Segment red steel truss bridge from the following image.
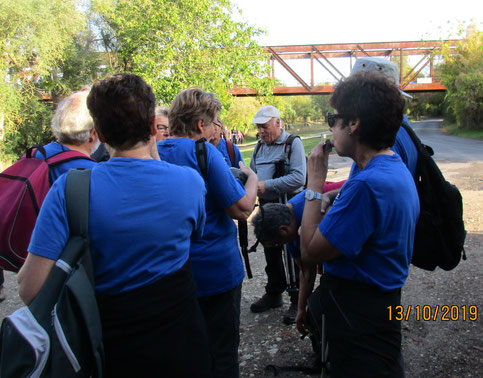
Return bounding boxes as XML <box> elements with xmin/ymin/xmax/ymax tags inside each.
<box><xmin>231</xmin><ymin>40</ymin><xmax>459</xmax><ymax>96</ymax></box>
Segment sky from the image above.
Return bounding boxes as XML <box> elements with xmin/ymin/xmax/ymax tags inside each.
<box><xmin>230</xmin><ymin>0</ymin><xmax>482</xmax><ymax>85</ymax></box>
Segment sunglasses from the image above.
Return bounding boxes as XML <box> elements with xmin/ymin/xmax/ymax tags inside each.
<box><xmin>326</xmin><ymin>113</ymin><xmax>343</xmax><ymax>127</ymax></box>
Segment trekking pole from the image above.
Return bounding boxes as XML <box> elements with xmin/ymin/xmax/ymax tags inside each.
<box><xmin>238</xmin><ymin>220</ymin><xmax>252</xmax><ymax>279</ymax></box>
<box><xmin>279</xmin><ymin>193</ymin><xmax>298</xmax><ymax>297</ymax></box>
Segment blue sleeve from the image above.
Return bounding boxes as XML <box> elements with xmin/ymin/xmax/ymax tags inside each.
<box><xmin>28</xmin><ymin>174</ymin><xmax>70</xmax><ymax>260</ymax></box>
<box><xmin>319</xmin><ymin>179</ymin><xmax>377</xmax><ymax>259</ymax></box>
<box><xmin>288</xmin><ymin>190</ymin><xmax>306</xmax><ymax>226</ymax></box>
<box><xmin>206</xmin><ymin>144</ymin><xmax>245</xmax><ymax>208</ymax></box>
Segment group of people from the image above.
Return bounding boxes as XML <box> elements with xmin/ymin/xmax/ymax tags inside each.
<box><xmin>15</xmin><ymin>57</ymin><xmax>420</xmax><ymax>377</ymax></box>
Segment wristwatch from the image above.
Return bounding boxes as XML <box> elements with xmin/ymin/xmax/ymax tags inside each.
<box><xmin>305</xmin><ymin>189</ymin><xmax>322</xmax><ymax>201</ymax></box>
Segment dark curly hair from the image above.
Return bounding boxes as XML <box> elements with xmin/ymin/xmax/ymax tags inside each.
<box><xmin>330</xmin><ymin>71</ymin><xmax>405</xmax><ymax>150</ymax></box>
<box><xmin>87</xmin><ymin>74</ymin><xmax>156</xmax><ymax>150</ymax></box>
<box><xmin>251</xmin><ymin>203</ymin><xmax>292</xmax><ymax>245</ymax></box>
<box><xmin>169</xmin><ymin>87</ymin><xmax>222</xmax><ymax>137</ymax></box>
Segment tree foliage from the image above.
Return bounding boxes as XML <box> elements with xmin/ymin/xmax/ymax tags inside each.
<box><xmin>0</xmin><ymin>0</ymin><xmax>84</xmax><ymax>160</ymax></box>
<box><xmin>440</xmin><ymin>25</ymin><xmax>482</xmax><ymax>130</ymax></box>
<box><xmin>92</xmin><ymin>0</ymin><xmax>273</xmax><ymax>104</ymax></box>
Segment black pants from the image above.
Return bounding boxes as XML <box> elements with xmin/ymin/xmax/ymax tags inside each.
<box><xmin>97</xmin><ymin>261</ymin><xmax>213</xmax><ymax>378</ymax></box>
<box><xmin>198</xmin><ymin>284</ymin><xmax>242</xmax><ymax>378</ymax></box>
<box><xmin>260</xmin><ymin>198</ymin><xmax>299</xmax><ymax>304</ymax></box>
<box><xmin>319</xmin><ymin>274</ymin><xmax>404</xmax><ymax>378</ymax></box>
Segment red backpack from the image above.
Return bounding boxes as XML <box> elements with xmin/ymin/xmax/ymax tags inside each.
<box><xmin>0</xmin><ymin>146</ymin><xmax>93</xmax><ymax>272</ymax></box>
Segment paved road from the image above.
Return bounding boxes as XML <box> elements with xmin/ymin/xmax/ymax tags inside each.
<box><xmin>326</xmin><ymin>118</ymin><xmax>483</xmax><ymax>170</ymax></box>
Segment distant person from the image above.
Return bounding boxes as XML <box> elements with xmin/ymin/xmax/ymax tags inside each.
<box><xmin>300</xmin><ymin>71</ymin><xmax>419</xmax><ymax>377</ymax></box>
<box><xmin>157</xmin><ymin>87</ymin><xmax>258</xmax><ymax>378</ymax></box>
<box><xmin>154</xmin><ymin>106</ymin><xmax>170</xmax><ymax>141</ymax></box>
<box><xmin>249</xmin><ymin>105</ymin><xmax>306</xmax><ymax>325</ymax></box>
<box><xmin>18</xmin><ymin>74</ymin><xmax>213</xmax><ymax>377</ymax></box>
<box><xmin>209</xmin><ymin>117</ymin><xmax>244</xmax><ymax>168</ymax></box>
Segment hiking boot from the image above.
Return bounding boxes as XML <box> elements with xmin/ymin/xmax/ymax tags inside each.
<box><xmin>0</xmin><ymin>285</ymin><xmax>5</xmax><ymax>303</ymax></box>
<box><xmin>250</xmin><ymin>294</ymin><xmax>283</xmax><ymax>313</ymax></box>
<box><xmin>282</xmin><ymin>303</ymin><xmax>297</xmax><ymax>325</ymax></box>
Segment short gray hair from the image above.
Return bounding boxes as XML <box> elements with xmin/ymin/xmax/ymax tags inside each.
<box><xmin>51</xmin><ymin>89</ymin><xmax>94</xmax><ymax>145</ymax></box>
<box><xmin>155</xmin><ymin>106</ymin><xmax>169</xmax><ymax>118</ymax></box>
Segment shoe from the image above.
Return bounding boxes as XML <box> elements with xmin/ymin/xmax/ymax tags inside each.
<box><xmin>250</xmin><ymin>294</ymin><xmax>283</xmax><ymax>313</ymax></box>
<box><xmin>282</xmin><ymin>303</ymin><xmax>297</xmax><ymax>325</ymax></box>
<box><xmin>0</xmin><ymin>285</ymin><xmax>5</xmax><ymax>303</ymax></box>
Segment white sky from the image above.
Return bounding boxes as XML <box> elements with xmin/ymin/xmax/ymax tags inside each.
<box><xmin>231</xmin><ymin>0</ymin><xmax>482</xmax><ymax>85</ymax></box>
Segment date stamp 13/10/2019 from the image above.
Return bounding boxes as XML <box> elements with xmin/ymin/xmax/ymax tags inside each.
<box><xmin>387</xmin><ymin>305</ymin><xmax>478</xmax><ymax>321</ymax></box>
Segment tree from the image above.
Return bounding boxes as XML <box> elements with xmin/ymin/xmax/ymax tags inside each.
<box><xmin>92</xmin><ymin>0</ymin><xmax>272</xmax><ymax>105</ymax></box>
<box><xmin>440</xmin><ymin>25</ymin><xmax>482</xmax><ymax>130</ymax></box>
<box><xmin>0</xmin><ymin>0</ymin><xmax>85</xmax><ymax>160</ymax></box>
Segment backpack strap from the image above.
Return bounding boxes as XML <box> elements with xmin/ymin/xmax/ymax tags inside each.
<box><xmin>400</xmin><ymin>121</ymin><xmax>434</xmax><ymax>158</ymax></box>
<box><xmin>225</xmin><ymin>140</ymin><xmax>236</xmax><ymax>167</ymax></box>
<box><xmin>195</xmin><ymin>138</ymin><xmax>208</xmax><ymax>179</ymax></box>
<box><xmin>252</xmin><ymin>140</ymin><xmax>263</xmax><ymax>165</ymax></box>
<box><xmin>284</xmin><ymin>134</ymin><xmax>300</xmax><ymax>161</ymax></box>
<box><xmin>47</xmin><ymin>150</ymin><xmax>95</xmax><ymax>167</ymax></box>
<box><xmin>64</xmin><ymin>169</ymin><xmax>95</xmax><ymax>282</ymax></box>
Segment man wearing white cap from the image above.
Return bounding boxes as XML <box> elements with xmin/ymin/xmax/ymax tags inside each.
<box><xmin>349</xmin><ymin>57</ymin><xmax>418</xmax><ymax>178</ymax></box>
<box><xmin>249</xmin><ymin>105</ymin><xmax>306</xmax><ymax>320</ymax></box>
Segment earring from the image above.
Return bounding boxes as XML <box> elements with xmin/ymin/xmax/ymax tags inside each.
<box><xmin>349</xmin><ymin>131</ymin><xmax>353</xmax><ymax>136</ymax></box>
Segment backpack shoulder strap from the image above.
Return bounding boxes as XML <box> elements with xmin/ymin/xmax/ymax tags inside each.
<box><xmin>284</xmin><ymin>134</ymin><xmax>300</xmax><ymax>161</ymax></box>
<box><xmin>195</xmin><ymin>138</ymin><xmax>208</xmax><ymax>179</ymax></box>
<box><xmin>252</xmin><ymin>140</ymin><xmax>263</xmax><ymax>165</ymax></box>
<box><xmin>225</xmin><ymin>140</ymin><xmax>236</xmax><ymax>167</ymax></box>
<box><xmin>47</xmin><ymin>150</ymin><xmax>95</xmax><ymax>167</ymax></box>
<box><xmin>64</xmin><ymin>169</ymin><xmax>95</xmax><ymax>282</ymax></box>
<box><xmin>65</xmin><ymin>169</ymin><xmax>91</xmax><ymax>238</ymax></box>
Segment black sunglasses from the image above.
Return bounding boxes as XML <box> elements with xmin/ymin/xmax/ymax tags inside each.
<box><xmin>326</xmin><ymin>113</ymin><xmax>343</xmax><ymax>127</ymax></box>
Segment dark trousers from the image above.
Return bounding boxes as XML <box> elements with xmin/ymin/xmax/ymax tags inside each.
<box><xmin>198</xmin><ymin>284</ymin><xmax>242</xmax><ymax>378</ymax></box>
<box><xmin>97</xmin><ymin>261</ymin><xmax>213</xmax><ymax>378</ymax></box>
<box><xmin>259</xmin><ymin>198</ymin><xmax>299</xmax><ymax>304</ymax></box>
<box><xmin>0</xmin><ymin>270</ymin><xmax>4</xmax><ymax>286</ymax></box>
<box><xmin>319</xmin><ymin>274</ymin><xmax>404</xmax><ymax>378</ymax></box>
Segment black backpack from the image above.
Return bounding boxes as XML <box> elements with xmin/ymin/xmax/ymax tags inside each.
<box><xmin>401</xmin><ymin>122</ymin><xmax>467</xmax><ymax>271</ymax></box>
<box><xmin>0</xmin><ymin>169</ymin><xmax>104</xmax><ymax>377</ymax></box>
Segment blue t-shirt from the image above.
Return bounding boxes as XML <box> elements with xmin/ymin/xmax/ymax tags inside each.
<box><xmin>320</xmin><ymin>154</ymin><xmax>419</xmax><ymax>291</ymax></box>
<box><xmin>29</xmin><ymin>158</ymin><xmax>206</xmax><ymax>295</ymax></box>
<box><xmin>216</xmin><ymin>138</ymin><xmax>244</xmax><ymax>168</ymax></box>
<box><xmin>34</xmin><ymin>141</ymin><xmax>96</xmax><ymax>182</ymax></box>
<box><xmin>157</xmin><ymin>138</ymin><xmax>246</xmax><ymax>297</ymax></box>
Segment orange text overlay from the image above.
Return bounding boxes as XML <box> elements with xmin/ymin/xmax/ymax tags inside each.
<box><xmin>387</xmin><ymin>305</ymin><xmax>478</xmax><ymax>321</ymax></box>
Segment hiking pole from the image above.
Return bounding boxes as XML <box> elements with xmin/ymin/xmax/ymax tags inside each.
<box><xmin>279</xmin><ymin>193</ymin><xmax>298</xmax><ymax>297</ymax></box>
<box><xmin>238</xmin><ymin>219</ymin><xmax>252</xmax><ymax>279</ymax></box>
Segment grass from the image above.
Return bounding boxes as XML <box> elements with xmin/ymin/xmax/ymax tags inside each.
<box><xmin>442</xmin><ymin>122</ymin><xmax>483</xmax><ymax>140</ymax></box>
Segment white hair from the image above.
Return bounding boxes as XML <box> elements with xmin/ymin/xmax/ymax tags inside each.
<box><xmin>51</xmin><ymin>89</ymin><xmax>94</xmax><ymax>145</ymax></box>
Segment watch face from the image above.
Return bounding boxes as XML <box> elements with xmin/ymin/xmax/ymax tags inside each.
<box><xmin>305</xmin><ymin>190</ymin><xmax>315</xmax><ymax>200</ymax></box>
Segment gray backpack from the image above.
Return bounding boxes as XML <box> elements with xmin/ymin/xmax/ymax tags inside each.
<box><xmin>0</xmin><ymin>169</ymin><xmax>104</xmax><ymax>377</ymax></box>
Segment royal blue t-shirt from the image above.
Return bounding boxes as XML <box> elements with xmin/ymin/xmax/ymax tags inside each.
<box><xmin>34</xmin><ymin>141</ymin><xmax>96</xmax><ymax>182</ymax></box>
<box><xmin>28</xmin><ymin>158</ymin><xmax>206</xmax><ymax>295</ymax></box>
<box><xmin>158</xmin><ymin>138</ymin><xmax>246</xmax><ymax>297</ymax></box>
<box><xmin>320</xmin><ymin>154</ymin><xmax>419</xmax><ymax>291</ymax></box>
<box><xmin>216</xmin><ymin>138</ymin><xmax>244</xmax><ymax>168</ymax></box>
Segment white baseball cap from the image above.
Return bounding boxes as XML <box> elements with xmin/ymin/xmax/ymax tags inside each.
<box><xmin>251</xmin><ymin>105</ymin><xmax>281</xmax><ymax>124</ymax></box>
<box><xmin>350</xmin><ymin>57</ymin><xmax>413</xmax><ymax>98</ymax></box>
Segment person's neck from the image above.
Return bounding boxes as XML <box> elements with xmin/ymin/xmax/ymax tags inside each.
<box><xmin>354</xmin><ymin>146</ymin><xmax>393</xmax><ymax>170</ymax></box>
<box><xmin>111</xmin><ymin>142</ymin><xmax>153</xmax><ymax>159</ymax></box>
<box><xmin>62</xmin><ymin>142</ymin><xmax>92</xmax><ymax>156</ymax></box>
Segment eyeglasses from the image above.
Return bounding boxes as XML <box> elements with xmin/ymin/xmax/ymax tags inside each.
<box><xmin>213</xmin><ymin>121</ymin><xmax>222</xmax><ymax>128</ymax></box>
<box><xmin>156</xmin><ymin>125</ymin><xmax>168</xmax><ymax>132</ymax></box>
<box><xmin>326</xmin><ymin>113</ymin><xmax>343</xmax><ymax>127</ymax></box>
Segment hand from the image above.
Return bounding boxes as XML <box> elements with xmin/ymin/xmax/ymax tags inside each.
<box><xmin>307</xmin><ymin>140</ymin><xmax>332</xmax><ymax>189</ymax></box>
<box><xmin>238</xmin><ymin>161</ymin><xmax>256</xmax><ymax>178</ymax></box>
<box><xmin>295</xmin><ymin>308</ymin><xmax>309</xmax><ymax>337</ymax></box>
<box><xmin>321</xmin><ymin>195</ymin><xmax>331</xmax><ymax>214</ymax></box>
